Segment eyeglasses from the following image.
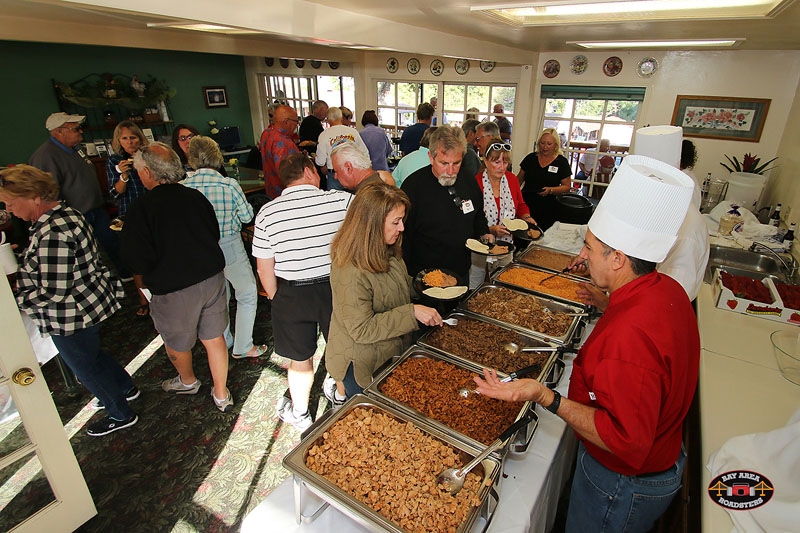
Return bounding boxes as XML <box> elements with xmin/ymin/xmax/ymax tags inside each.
<box><xmin>61</xmin><ymin>126</ymin><xmax>83</xmax><ymax>132</ymax></box>
<box><xmin>485</xmin><ymin>142</ymin><xmax>512</xmax><ymax>158</ymax></box>
<box><xmin>446</xmin><ymin>186</ymin><xmax>462</xmax><ymax>206</ymax></box>
<box><xmin>178</xmin><ymin>134</ymin><xmax>195</xmax><ymax>142</ymax></box>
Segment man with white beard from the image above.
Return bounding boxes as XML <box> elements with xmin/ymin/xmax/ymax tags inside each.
<box><xmin>401</xmin><ymin>126</ymin><xmax>492</xmax><ymax>285</ymax></box>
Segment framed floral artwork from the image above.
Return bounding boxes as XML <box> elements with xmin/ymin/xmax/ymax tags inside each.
<box><xmin>671</xmin><ymin>95</ymin><xmax>771</xmax><ymax>142</ymax></box>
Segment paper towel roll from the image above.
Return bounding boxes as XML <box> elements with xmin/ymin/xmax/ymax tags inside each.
<box><xmin>633</xmin><ymin>125</ymin><xmax>682</xmax><ymax>169</ymax></box>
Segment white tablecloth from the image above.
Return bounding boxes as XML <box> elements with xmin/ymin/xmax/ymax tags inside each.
<box><xmin>242</xmin><ymin>336</ymin><xmax>593</xmax><ymax>533</ymax></box>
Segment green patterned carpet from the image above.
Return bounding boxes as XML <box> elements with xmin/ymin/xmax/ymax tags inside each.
<box><xmin>1</xmin><ymin>285</ymin><xmax>330</xmax><ymax>532</ymax></box>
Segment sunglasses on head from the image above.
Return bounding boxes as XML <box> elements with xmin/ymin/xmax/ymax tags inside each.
<box><xmin>485</xmin><ymin>142</ymin><xmax>512</xmax><ymax>158</ymax></box>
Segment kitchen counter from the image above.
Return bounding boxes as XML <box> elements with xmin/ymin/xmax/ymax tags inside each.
<box><xmin>696</xmin><ymin>283</ymin><xmax>800</xmax><ymax>532</ymax></box>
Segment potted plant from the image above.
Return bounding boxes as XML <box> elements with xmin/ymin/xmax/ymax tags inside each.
<box><xmin>721</xmin><ymin>153</ymin><xmax>777</xmax><ymax>175</ymax></box>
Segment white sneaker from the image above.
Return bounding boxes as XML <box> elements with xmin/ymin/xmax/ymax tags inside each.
<box><xmin>276</xmin><ymin>396</ymin><xmax>313</xmax><ymax>432</ymax></box>
<box><xmin>323</xmin><ymin>375</ymin><xmax>337</xmax><ymax>403</ymax></box>
<box><xmin>161</xmin><ymin>376</ymin><xmax>201</xmax><ymax>395</ymax></box>
<box><xmin>212</xmin><ymin>388</ymin><xmax>235</xmax><ymax>413</ymax></box>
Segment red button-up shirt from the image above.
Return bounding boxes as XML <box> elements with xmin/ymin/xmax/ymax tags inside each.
<box><xmin>260</xmin><ymin>125</ymin><xmax>299</xmax><ymax>199</ymax></box>
<box><xmin>568</xmin><ymin>272</ymin><xmax>700</xmax><ymax>475</ymax></box>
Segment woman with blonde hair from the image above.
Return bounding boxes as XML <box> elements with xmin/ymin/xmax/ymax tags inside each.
<box><xmin>325</xmin><ymin>182</ymin><xmax>442</xmax><ymax>401</ymax></box>
<box><xmin>518</xmin><ymin>127</ymin><xmax>573</xmax><ymax>230</ymax></box>
<box><xmin>106</xmin><ymin>119</ymin><xmax>150</xmax><ymax>316</ymax></box>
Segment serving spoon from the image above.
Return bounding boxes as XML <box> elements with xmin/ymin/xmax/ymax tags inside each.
<box><xmin>502</xmin><ymin>342</ymin><xmax>560</xmax><ymax>355</ymax></box>
<box><xmin>458</xmin><ymin>360</ymin><xmax>547</xmax><ymax>398</ymax></box>
<box><xmin>437</xmin><ymin>409</ymin><xmax>537</xmax><ymax>495</ymax></box>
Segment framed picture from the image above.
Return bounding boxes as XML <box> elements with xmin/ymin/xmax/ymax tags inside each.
<box><xmin>203</xmin><ymin>86</ymin><xmax>229</xmax><ymax>108</ymax></box>
<box><xmin>671</xmin><ymin>95</ymin><xmax>771</xmax><ymax>142</ymax></box>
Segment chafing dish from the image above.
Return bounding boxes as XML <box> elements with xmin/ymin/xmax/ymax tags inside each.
<box><xmin>282</xmin><ymin>395</ymin><xmax>502</xmax><ymax>532</ymax></box>
<box><xmin>492</xmin><ymin>263</ymin><xmax>589</xmax><ymax>308</ymax></box>
<box><xmin>458</xmin><ymin>283</ymin><xmax>585</xmax><ymax>346</ymax></box>
<box><xmin>516</xmin><ymin>243</ymin><xmax>590</xmax><ymax>279</ymax></box>
<box><xmin>417</xmin><ymin>311</ymin><xmax>560</xmax><ymax>383</ymax></box>
<box><xmin>364</xmin><ymin>347</ymin><xmax>538</xmax><ymax>457</ymax></box>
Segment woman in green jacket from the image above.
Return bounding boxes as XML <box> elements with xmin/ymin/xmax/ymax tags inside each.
<box><xmin>327</xmin><ymin>182</ymin><xmax>442</xmax><ymax>399</ymax></box>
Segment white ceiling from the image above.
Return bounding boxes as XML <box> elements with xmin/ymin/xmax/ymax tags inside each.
<box><xmin>3</xmin><ymin>0</ymin><xmax>800</xmax><ymax>57</ymax></box>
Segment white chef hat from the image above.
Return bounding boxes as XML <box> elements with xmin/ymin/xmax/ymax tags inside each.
<box><xmin>588</xmin><ymin>154</ymin><xmax>694</xmax><ymax>263</ymax></box>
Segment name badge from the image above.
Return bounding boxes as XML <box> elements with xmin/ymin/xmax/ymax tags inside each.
<box><xmin>589</xmin><ymin>392</ymin><xmax>596</xmax><ymax>401</ymax></box>
<box><xmin>461</xmin><ymin>199</ymin><xmax>475</xmax><ymax>214</ymax></box>
<box><xmin>548</xmin><ymin>165</ymin><xmax>558</xmax><ymax>173</ymax></box>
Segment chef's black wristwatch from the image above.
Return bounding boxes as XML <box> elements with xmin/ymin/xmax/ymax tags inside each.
<box><xmin>545</xmin><ymin>390</ymin><xmax>561</xmax><ymax>414</ymax></box>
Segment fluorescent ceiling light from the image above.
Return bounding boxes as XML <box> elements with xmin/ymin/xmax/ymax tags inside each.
<box><xmin>474</xmin><ymin>0</ymin><xmax>788</xmax><ymax>25</ymax></box>
<box><xmin>147</xmin><ymin>22</ymin><xmax>261</xmax><ymax>35</ymax></box>
<box><xmin>570</xmin><ymin>39</ymin><xmax>742</xmax><ymax>48</ymax></box>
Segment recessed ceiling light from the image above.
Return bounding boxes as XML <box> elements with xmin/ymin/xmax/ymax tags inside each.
<box><xmin>569</xmin><ymin>39</ymin><xmax>743</xmax><ymax>48</ymax></box>
<box><xmin>473</xmin><ymin>0</ymin><xmax>788</xmax><ymax>25</ymax></box>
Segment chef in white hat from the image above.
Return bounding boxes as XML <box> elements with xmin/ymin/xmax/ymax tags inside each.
<box><xmin>474</xmin><ymin>154</ymin><xmax>701</xmax><ymax>532</ymax></box>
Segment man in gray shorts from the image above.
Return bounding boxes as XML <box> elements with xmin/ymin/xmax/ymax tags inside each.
<box><xmin>120</xmin><ymin>142</ymin><xmax>234</xmax><ymax>412</ymax></box>
<box><xmin>253</xmin><ymin>153</ymin><xmax>353</xmax><ymax>431</ymax></box>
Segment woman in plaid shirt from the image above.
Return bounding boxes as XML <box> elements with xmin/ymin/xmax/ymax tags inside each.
<box><xmin>1</xmin><ymin>165</ymin><xmax>138</xmax><ymax>437</ymax></box>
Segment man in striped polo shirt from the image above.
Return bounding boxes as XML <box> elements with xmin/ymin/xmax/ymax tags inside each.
<box><xmin>252</xmin><ymin>153</ymin><xmax>353</xmax><ymax>431</ymax></box>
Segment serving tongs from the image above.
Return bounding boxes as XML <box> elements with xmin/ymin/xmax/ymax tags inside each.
<box><xmin>437</xmin><ymin>408</ymin><xmax>537</xmax><ymax>495</ymax></box>
<box><xmin>458</xmin><ymin>360</ymin><xmax>548</xmax><ymax>398</ymax></box>
<box><xmin>540</xmin><ymin>259</ymin><xmax>587</xmax><ymax>284</ymax></box>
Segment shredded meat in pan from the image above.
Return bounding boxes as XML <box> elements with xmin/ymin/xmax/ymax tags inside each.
<box><xmin>306</xmin><ymin>407</ymin><xmax>484</xmax><ymax>532</ymax></box>
<box><xmin>381</xmin><ymin>358</ymin><xmax>523</xmax><ymax>445</ymax></box>
<box><xmin>424</xmin><ymin>318</ymin><xmax>550</xmax><ymax>375</ymax></box>
<box><xmin>466</xmin><ymin>287</ymin><xmax>573</xmax><ymax>337</ymax></box>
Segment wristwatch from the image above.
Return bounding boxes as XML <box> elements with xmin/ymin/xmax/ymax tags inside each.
<box><xmin>545</xmin><ymin>390</ymin><xmax>561</xmax><ymax>414</ymax></box>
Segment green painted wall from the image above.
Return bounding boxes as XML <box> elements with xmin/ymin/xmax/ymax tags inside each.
<box><xmin>0</xmin><ymin>40</ymin><xmax>254</xmax><ymax>165</ymax></box>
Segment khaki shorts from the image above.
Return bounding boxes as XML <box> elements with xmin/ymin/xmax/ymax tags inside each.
<box><xmin>150</xmin><ymin>272</ymin><xmax>228</xmax><ymax>352</ymax></box>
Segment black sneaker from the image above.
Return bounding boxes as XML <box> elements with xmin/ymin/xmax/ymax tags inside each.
<box><xmin>90</xmin><ymin>386</ymin><xmax>140</xmax><ymax>410</ymax></box>
<box><xmin>86</xmin><ymin>414</ymin><xmax>138</xmax><ymax>437</ymax></box>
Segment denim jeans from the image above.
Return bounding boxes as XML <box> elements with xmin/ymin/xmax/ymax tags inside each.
<box><xmin>84</xmin><ymin>207</ymin><xmax>124</xmax><ymax>275</ymax></box>
<box><xmin>51</xmin><ymin>323</ymin><xmax>135</xmax><ymax>421</ymax></box>
<box><xmin>326</xmin><ymin>171</ymin><xmax>346</xmax><ymax>191</ymax></box>
<box><xmin>342</xmin><ymin>362</ymin><xmax>363</xmax><ymax>399</ymax></box>
<box><xmin>565</xmin><ymin>442</ymin><xmax>685</xmax><ymax>533</ymax></box>
<box><xmin>219</xmin><ymin>234</ymin><xmax>259</xmax><ymax>355</ymax></box>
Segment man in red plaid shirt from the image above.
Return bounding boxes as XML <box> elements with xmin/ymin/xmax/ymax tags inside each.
<box><xmin>260</xmin><ymin>105</ymin><xmax>300</xmax><ymax>199</ymax></box>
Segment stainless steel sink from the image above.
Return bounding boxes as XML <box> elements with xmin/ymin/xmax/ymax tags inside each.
<box><xmin>704</xmin><ymin>245</ymin><xmax>786</xmax><ymax>284</ymax></box>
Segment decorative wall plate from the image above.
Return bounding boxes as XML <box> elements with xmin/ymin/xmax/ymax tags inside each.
<box><xmin>430</xmin><ymin>59</ymin><xmax>444</xmax><ymax>76</ymax></box>
<box><xmin>603</xmin><ymin>56</ymin><xmax>622</xmax><ymax>77</ymax></box>
<box><xmin>386</xmin><ymin>57</ymin><xmax>399</xmax><ymax>73</ymax></box>
<box><xmin>570</xmin><ymin>55</ymin><xmax>588</xmax><ymax>75</ymax></box>
<box><xmin>455</xmin><ymin>58</ymin><xmax>470</xmax><ymax>75</ymax></box>
<box><xmin>294</xmin><ymin>59</ymin><xmax>305</xmax><ymax>68</ymax></box>
<box><xmin>279</xmin><ymin>58</ymin><xmax>289</xmax><ymax>68</ymax></box>
<box><xmin>264</xmin><ymin>57</ymin><xmax>274</xmax><ymax>67</ymax></box>
<box><xmin>329</xmin><ymin>61</ymin><xmax>340</xmax><ymax>70</ymax></box>
<box><xmin>543</xmin><ymin>59</ymin><xmax>560</xmax><ymax>78</ymax></box>
<box><xmin>480</xmin><ymin>61</ymin><xmax>496</xmax><ymax>73</ymax></box>
<box><xmin>637</xmin><ymin>57</ymin><xmax>659</xmax><ymax>77</ymax></box>
<box><xmin>310</xmin><ymin>60</ymin><xmax>322</xmax><ymax>69</ymax></box>
<box><xmin>407</xmin><ymin>58</ymin><xmax>420</xmax><ymax>75</ymax></box>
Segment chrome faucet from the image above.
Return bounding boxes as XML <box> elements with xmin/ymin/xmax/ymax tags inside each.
<box><xmin>748</xmin><ymin>242</ymin><xmax>799</xmax><ymax>281</ymax></box>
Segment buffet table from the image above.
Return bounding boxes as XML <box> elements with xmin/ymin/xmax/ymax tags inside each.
<box><xmin>696</xmin><ymin>283</ymin><xmax>800</xmax><ymax>532</ymax></box>
<box><xmin>242</xmin><ymin>352</ymin><xmax>584</xmax><ymax>533</ymax></box>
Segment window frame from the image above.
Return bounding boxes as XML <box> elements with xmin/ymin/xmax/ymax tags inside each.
<box><xmin>539</xmin><ymin>90</ymin><xmax>642</xmax><ymax>199</ymax></box>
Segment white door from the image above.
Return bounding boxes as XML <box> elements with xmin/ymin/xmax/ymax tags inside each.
<box><xmin>0</xmin><ymin>275</ymin><xmax>96</xmax><ymax>531</ymax></box>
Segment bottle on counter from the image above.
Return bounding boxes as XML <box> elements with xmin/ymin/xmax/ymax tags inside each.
<box><xmin>783</xmin><ymin>223</ymin><xmax>795</xmax><ymax>251</ymax></box>
<box><xmin>770</xmin><ymin>204</ymin><xmax>782</xmax><ymax>227</ymax></box>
